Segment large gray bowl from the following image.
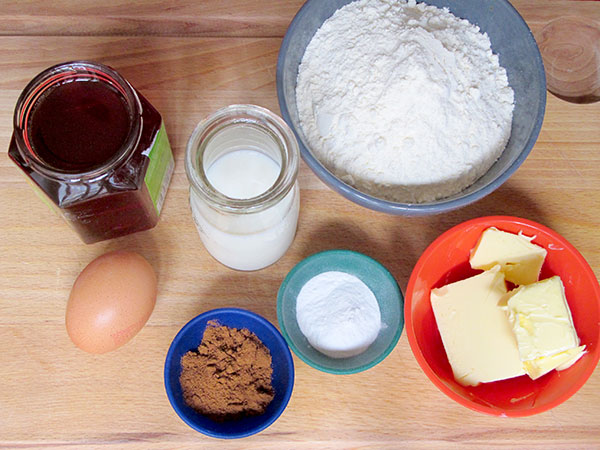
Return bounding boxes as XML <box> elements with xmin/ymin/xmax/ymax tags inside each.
<box><xmin>276</xmin><ymin>0</ymin><xmax>546</xmax><ymax>215</ymax></box>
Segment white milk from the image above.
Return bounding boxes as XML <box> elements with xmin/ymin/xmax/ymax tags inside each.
<box><xmin>190</xmin><ymin>149</ymin><xmax>300</xmax><ymax>271</ymax></box>
<box><xmin>206</xmin><ymin>149</ymin><xmax>280</xmax><ymax>199</ymax></box>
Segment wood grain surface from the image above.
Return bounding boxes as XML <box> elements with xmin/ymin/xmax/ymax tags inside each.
<box><xmin>1</xmin><ymin>1</ymin><xmax>599</xmax><ymax>448</ymax></box>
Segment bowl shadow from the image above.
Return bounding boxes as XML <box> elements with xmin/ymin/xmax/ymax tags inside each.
<box><xmin>298</xmin><ymin>218</ymin><xmax>415</xmax><ymax>292</ymax></box>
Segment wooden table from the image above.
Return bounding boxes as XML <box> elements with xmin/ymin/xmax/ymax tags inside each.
<box><xmin>1</xmin><ymin>1</ymin><xmax>599</xmax><ymax>448</ymax></box>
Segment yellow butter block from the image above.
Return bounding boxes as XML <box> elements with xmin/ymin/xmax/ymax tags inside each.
<box><xmin>506</xmin><ymin>276</ymin><xmax>580</xmax><ymax>362</ymax></box>
<box><xmin>470</xmin><ymin>227</ymin><xmax>547</xmax><ymax>285</ymax></box>
<box><xmin>524</xmin><ymin>345</ymin><xmax>586</xmax><ymax>380</ymax></box>
<box><xmin>431</xmin><ymin>266</ymin><xmax>525</xmax><ymax>386</ymax></box>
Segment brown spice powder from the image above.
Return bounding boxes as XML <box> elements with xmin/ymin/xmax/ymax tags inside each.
<box><xmin>179</xmin><ymin>323</ymin><xmax>275</xmax><ymax>421</ymax></box>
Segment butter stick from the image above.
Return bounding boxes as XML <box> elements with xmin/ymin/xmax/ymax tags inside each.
<box><xmin>470</xmin><ymin>227</ymin><xmax>547</xmax><ymax>285</ymax></box>
<box><xmin>430</xmin><ymin>266</ymin><xmax>525</xmax><ymax>386</ymax></box>
<box><xmin>523</xmin><ymin>345</ymin><xmax>586</xmax><ymax>380</ymax></box>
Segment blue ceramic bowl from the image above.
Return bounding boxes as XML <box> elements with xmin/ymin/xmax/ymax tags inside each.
<box><xmin>276</xmin><ymin>0</ymin><xmax>546</xmax><ymax>215</ymax></box>
<box><xmin>277</xmin><ymin>250</ymin><xmax>404</xmax><ymax>374</ymax></box>
<box><xmin>164</xmin><ymin>308</ymin><xmax>294</xmax><ymax>439</ymax></box>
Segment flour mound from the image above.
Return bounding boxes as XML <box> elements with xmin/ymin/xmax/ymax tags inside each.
<box><xmin>296</xmin><ymin>0</ymin><xmax>515</xmax><ymax>203</ymax></box>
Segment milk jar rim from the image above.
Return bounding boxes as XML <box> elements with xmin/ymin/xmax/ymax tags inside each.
<box><xmin>12</xmin><ymin>60</ymin><xmax>143</xmax><ymax>183</ymax></box>
<box><xmin>185</xmin><ymin>104</ymin><xmax>299</xmax><ymax>215</ymax></box>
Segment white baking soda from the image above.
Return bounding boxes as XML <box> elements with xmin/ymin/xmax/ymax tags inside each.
<box><xmin>296</xmin><ymin>271</ymin><xmax>382</xmax><ymax>358</ymax></box>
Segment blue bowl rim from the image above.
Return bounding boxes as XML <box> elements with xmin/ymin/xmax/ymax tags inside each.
<box><xmin>276</xmin><ymin>249</ymin><xmax>404</xmax><ymax>374</ymax></box>
<box><xmin>163</xmin><ymin>307</ymin><xmax>295</xmax><ymax>439</ymax></box>
<box><xmin>276</xmin><ymin>0</ymin><xmax>547</xmax><ymax>216</ymax></box>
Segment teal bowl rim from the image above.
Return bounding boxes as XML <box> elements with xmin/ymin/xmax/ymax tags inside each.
<box><xmin>276</xmin><ymin>249</ymin><xmax>404</xmax><ymax>374</ymax></box>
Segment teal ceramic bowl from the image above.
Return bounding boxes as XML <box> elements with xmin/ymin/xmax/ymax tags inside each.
<box><xmin>277</xmin><ymin>250</ymin><xmax>404</xmax><ymax>374</ymax></box>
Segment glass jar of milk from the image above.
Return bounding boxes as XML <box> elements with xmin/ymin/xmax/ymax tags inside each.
<box><xmin>185</xmin><ymin>105</ymin><xmax>300</xmax><ymax>271</ymax></box>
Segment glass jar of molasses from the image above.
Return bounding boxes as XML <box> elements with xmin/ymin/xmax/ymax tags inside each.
<box><xmin>8</xmin><ymin>61</ymin><xmax>174</xmax><ymax>244</ymax></box>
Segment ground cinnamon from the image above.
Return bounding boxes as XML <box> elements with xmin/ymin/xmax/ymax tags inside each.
<box><xmin>179</xmin><ymin>322</ymin><xmax>275</xmax><ymax>421</ymax></box>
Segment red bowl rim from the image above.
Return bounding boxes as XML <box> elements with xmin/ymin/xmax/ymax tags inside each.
<box><xmin>405</xmin><ymin>215</ymin><xmax>600</xmax><ymax>417</ymax></box>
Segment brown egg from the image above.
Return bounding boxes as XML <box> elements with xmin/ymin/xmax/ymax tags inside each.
<box><xmin>66</xmin><ymin>250</ymin><xmax>157</xmax><ymax>354</ymax></box>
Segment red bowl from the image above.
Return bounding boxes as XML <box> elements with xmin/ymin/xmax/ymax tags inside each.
<box><xmin>405</xmin><ymin>216</ymin><xmax>600</xmax><ymax>417</ymax></box>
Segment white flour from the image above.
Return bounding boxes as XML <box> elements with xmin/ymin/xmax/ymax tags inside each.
<box><xmin>296</xmin><ymin>0</ymin><xmax>514</xmax><ymax>203</ymax></box>
<box><xmin>295</xmin><ymin>271</ymin><xmax>381</xmax><ymax>358</ymax></box>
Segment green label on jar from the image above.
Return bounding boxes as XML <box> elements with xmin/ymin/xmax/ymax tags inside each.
<box><xmin>20</xmin><ymin>170</ymin><xmax>63</xmax><ymax>217</ymax></box>
<box><xmin>144</xmin><ymin>122</ymin><xmax>174</xmax><ymax>215</ymax></box>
